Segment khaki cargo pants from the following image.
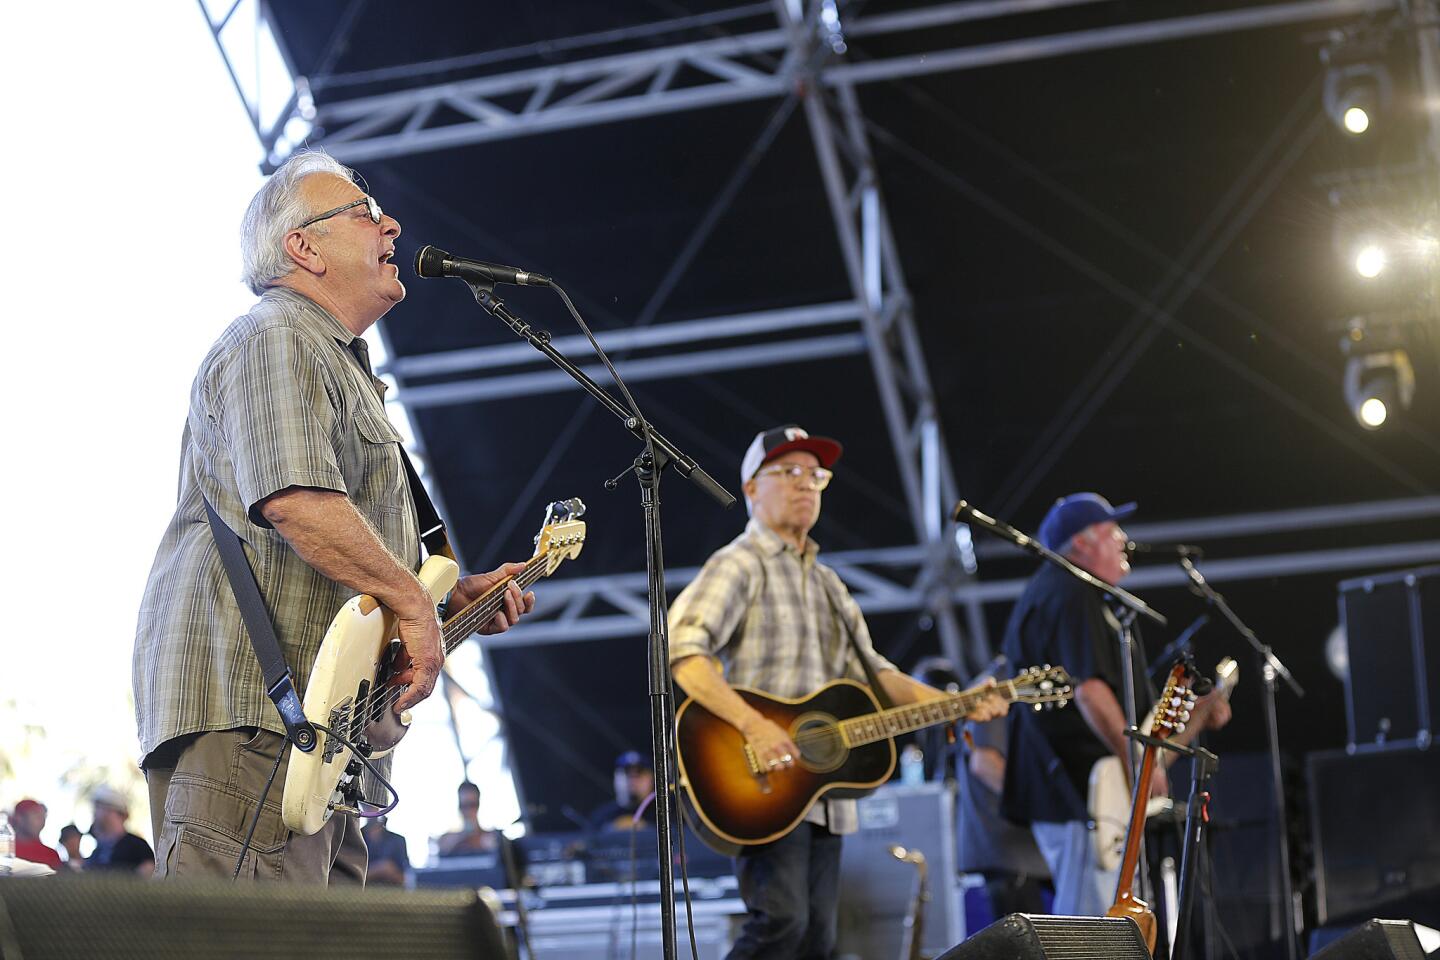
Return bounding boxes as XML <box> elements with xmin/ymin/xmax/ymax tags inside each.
<box><xmin>145</xmin><ymin>728</ymin><xmax>367</xmax><ymax>884</ymax></box>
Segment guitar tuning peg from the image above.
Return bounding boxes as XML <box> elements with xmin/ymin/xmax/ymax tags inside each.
<box><xmin>1174</xmin><ymin>722</ymin><xmax>1187</xmax><ymax>734</ymax></box>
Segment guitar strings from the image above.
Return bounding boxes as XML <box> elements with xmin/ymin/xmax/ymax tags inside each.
<box><xmin>347</xmin><ymin>554</ymin><xmax>551</xmax><ymax>724</ymax></box>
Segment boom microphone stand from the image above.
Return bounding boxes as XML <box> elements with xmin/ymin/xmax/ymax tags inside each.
<box><xmin>433</xmin><ymin>269</ymin><xmax>735</xmax><ymax>960</ymax></box>
<box><xmin>1179</xmin><ymin>558</ymin><xmax>1303</xmax><ymax>960</ymax></box>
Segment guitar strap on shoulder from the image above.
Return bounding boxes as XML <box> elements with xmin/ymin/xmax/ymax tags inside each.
<box><xmin>203</xmin><ymin>496</ymin><xmax>318</xmax><ymax>754</ymax></box>
<box><xmin>397</xmin><ymin>445</ymin><xmax>455</xmax><ymax>562</ymax></box>
<box><xmin>822</xmin><ymin>572</ymin><xmax>895</xmax><ymax>710</ymax></box>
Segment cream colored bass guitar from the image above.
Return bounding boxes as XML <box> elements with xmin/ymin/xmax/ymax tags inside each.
<box><xmin>281</xmin><ymin>499</ymin><xmax>586</xmax><ymax>835</ymax></box>
<box><xmin>1087</xmin><ymin>656</ymin><xmax>1237</xmax><ymax>872</ymax></box>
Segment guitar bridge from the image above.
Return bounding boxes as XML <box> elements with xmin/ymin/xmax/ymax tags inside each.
<box><xmin>324</xmin><ymin>698</ymin><xmax>355</xmax><ymax>763</ymax></box>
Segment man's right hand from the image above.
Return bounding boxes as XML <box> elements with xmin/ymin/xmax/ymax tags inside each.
<box><xmin>739</xmin><ymin>714</ymin><xmax>800</xmax><ymax>771</ymax></box>
<box><xmin>392</xmin><ymin>602</ymin><xmax>444</xmax><ymax>713</ymax></box>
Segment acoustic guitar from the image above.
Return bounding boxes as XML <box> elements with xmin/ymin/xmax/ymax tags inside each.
<box><xmin>676</xmin><ymin>665</ymin><xmax>1074</xmax><ymax>854</ymax></box>
<box><xmin>1105</xmin><ymin>660</ymin><xmax>1198</xmax><ymax>953</ymax></box>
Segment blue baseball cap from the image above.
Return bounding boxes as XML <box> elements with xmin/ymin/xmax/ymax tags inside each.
<box><xmin>615</xmin><ymin>750</ymin><xmax>651</xmax><ymax>771</ymax></box>
<box><xmin>1038</xmin><ymin>493</ymin><xmax>1136</xmax><ymax>552</ymax></box>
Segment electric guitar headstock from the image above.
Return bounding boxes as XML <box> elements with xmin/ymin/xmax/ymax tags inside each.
<box><xmin>1151</xmin><ymin>660</ymin><xmax>1198</xmax><ymax>738</ymax></box>
<box><xmin>1008</xmin><ymin>664</ymin><xmax>1076</xmax><ymax>710</ymax></box>
<box><xmin>533</xmin><ymin>498</ymin><xmax>587</xmax><ymax>574</ymax></box>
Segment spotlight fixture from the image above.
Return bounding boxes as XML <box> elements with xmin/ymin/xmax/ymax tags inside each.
<box><xmin>1344</xmin><ymin>348</ymin><xmax>1414</xmax><ymax>429</ymax></box>
<box><xmin>1321</xmin><ymin>44</ymin><xmax>1391</xmax><ymax>137</ymax></box>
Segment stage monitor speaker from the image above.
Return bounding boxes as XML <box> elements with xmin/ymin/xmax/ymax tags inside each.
<box><xmin>1308</xmin><ymin>745</ymin><xmax>1440</xmax><ymax>927</ymax></box>
<box><xmin>0</xmin><ymin>873</ymin><xmax>509</xmax><ymax>959</ymax></box>
<box><xmin>1309</xmin><ymin>918</ymin><xmax>1426</xmax><ymax>960</ymax></box>
<box><xmin>1338</xmin><ymin>565</ymin><xmax>1440</xmax><ymax>748</ymax></box>
<box><xmin>936</xmin><ymin>913</ymin><xmax>1150</xmax><ymax>960</ymax></box>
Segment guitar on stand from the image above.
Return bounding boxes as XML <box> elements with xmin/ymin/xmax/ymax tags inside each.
<box><xmin>1106</xmin><ymin>660</ymin><xmax>1198</xmax><ymax>953</ymax></box>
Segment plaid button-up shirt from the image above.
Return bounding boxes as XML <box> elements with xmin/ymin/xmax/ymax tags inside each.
<box><xmin>668</xmin><ymin>518</ymin><xmax>899</xmax><ymax>834</ymax></box>
<box><xmin>133</xmin><ymin>287</ymin><xmax>420</xmax><ymax>762</ymax></box>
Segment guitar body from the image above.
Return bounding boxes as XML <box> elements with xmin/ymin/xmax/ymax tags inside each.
<box><xmin>282</xmin><ymin>554</ymin><xmax>459</xmax><ymax>837</ymax></box>
<box><xmin>677</xmin><ymin>680</ymin><xmax>896</xmax><ymax>850</ymax></box>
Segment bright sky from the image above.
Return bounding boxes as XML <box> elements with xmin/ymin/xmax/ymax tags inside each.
<box><xmin>2</xmin><ymin>1</ymin><xmax>510</xmax><ymax>866</ymax></box>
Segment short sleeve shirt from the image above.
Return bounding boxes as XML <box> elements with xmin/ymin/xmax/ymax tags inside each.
<box><xmin>668</xmin><ymin>518</ymin><xmax>899</xmax><ymax>834</ymax></box>
<box><xmin>132</xmin><ymin>288</ymin><xmax>420</xmax><ymax>761</ymax></box>
<box><xmin>999</xmin><ymin>563</ymin><xmax>1153</xmax><ymax>824</ymax></box>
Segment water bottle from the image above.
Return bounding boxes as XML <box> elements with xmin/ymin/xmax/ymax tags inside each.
<box><xmin>899</xmin><ymin>743</ymin><xmax>925</xmax><ymax>786</ymax></box>
<box><xmin>0</xmin><ymin>812</ymin><xmax>14</xmax><ymax>874</ymax></box>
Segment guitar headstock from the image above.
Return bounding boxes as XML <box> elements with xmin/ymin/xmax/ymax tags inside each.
<box><xmin>1152</xmin><ymin>660</ymin><xmax>1198</xmax><ymax>738</ymax></box>
<box><xmin>1009</xmin><ymin>664</ymin><xmax>1075</xmax><ymax>711</ymax></box>
<box><xmin>533</xmin><ymin>498</ymin><xmax>587</xmax><ymax>574</ymax></box>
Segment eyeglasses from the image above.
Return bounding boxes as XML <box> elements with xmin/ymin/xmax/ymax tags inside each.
<box><xmin>298</xmin><ymin>195</ymin><xmax>383</xmax><ymax>229</ymax></box>
<box><xmin>756</xmin><ymin>463</ymin><xmax>833</xmax><ymax>490</ymax></box>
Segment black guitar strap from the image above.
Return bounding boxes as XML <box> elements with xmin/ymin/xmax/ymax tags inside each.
<box><xmin>203</xmin><ymin>496</ymin><xmax>318</xmax><ymax>753</ymax></box>
<box><xmin>821</xmin><ymin>574</ymin><xmax>895</xmax><ymax>710</ymax></box>
<box><xmin>398</xmin><ymin>445</ymin><xmax>454</xmax><ymax>562</ymax></box>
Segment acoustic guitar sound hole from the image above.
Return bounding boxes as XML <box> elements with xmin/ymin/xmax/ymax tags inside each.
<box><xmin>792</xmin><ymin>713</ymin><xmax>846</xmax><ymax>772</ymax></box>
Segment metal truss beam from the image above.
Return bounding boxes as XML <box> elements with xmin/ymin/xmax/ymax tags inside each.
<box><xmin>396</xmin><ymin>332</ymin><xmax>866</xmax><ymax>407</ymax></box>
<box><xmin>284</xmin><ymin>0</ymin><xmax>1393</xmax><ymax>164</ymax></box>
<box><xmin>779</xmin><ymin>0</ymin><xmax>986</xmax><ymax>672</ymax></box>
<box><xmin>389</xmin><ymin>300</ymin><xmax>859</xmax><ymax>378</ymax></box>
<box><xmin>479</xmin><ymin>497</ymin><xmax>1440</xmax><ymax>647</ymax></box>
<box><xmin>485</xmin><ymin>538</ymin><xmax>1440</xmax><ymax>647</ymax></box>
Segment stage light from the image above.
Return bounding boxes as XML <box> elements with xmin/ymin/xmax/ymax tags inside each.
<box><xmin>1358</xmin><ymin>396</ymin><xmax>1388</xmax><ymax>427</ymax></box>
<box><xmin>1344</xmin><ymin>349</ymin><xmax>1414</xmax><ymax>430</ymax></box>
<box><xmin>1354</xmin><ymin>243</ymin><xmax>1386</xmax><ymax>278</ymax></box>
<box><xmin>1321</xmin><ymin>47</ymin><xmax>1390</xmax><ymax>137</ymax></box>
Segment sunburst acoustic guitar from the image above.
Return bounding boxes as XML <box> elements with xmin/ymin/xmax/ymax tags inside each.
<box><xmin>676</xmin><ymin>665</ymin><xmax>1075</xmax><ymax>854</ymax></box>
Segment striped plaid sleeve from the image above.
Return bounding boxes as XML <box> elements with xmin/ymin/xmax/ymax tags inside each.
<box><xmin>667</xmin><ymin>548</ymin><xmax>756</xmax><ymax>665</ymax></box>
<box><xmin>212</xmin><ymin>327</ymin><xmax>348</xmax><ymax>526</ymax></box>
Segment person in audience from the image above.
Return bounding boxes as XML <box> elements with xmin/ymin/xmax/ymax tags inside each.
<box><xmin>362</xmin><ymin>816</ymin><xmax>411</xmax><ymax>886</ymax></box>
<box><xmin>11</xmin><ymin>798</ymin><xmax>61</xmax><ymax>869</ymax></box>
<box><xmin>588</xmin><ymin>750</ymin><xmax>657</xmax><ymax>832</ymax></box>
<box><xmin>58</xmin><ymin>823</ymin><xmax>85</xmax><ymax>870</ymax></box>
<box><xmin>86</xmin><ymin>785</ymin><xmax>154</xmax><ymax>876</ymax></box>
<box><xmin>436</xmin><ymin>781</ymin><xmax>498</xmax><ymax>857</ymax></box>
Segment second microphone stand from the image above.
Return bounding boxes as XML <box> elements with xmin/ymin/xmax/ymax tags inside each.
<box><xmin>1180</xmin><ymin>557</ymin><xmax>1303</xmax><ymax>960</ymax></box>
<box><xmin>467</xmin><ymin>281</ymin><xmax>736</xmax><ymax>960</ymax></box>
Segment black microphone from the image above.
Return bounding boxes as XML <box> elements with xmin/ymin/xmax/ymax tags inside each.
<box><xmin>1126</xmin><ymin>541</ymin><xmax>1204</xmax><ymax>559</ymax></box>
<box><xmin>413</xmin><ymin>245</ymin><xmax>551</xmax><ymax>287</ymax></box>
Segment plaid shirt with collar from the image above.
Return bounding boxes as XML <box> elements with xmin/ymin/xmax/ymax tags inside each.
<box><xmin>668</xmin><ymin>518</ymin><xmax>899</xmax><ymax>834</ymax></box>
<box><xmin>132</xmin><ymin>287</ymin><xmax>420</xmax><ymax>762</ymax></box>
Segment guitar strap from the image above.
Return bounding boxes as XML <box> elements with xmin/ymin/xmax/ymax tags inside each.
<box><xmin>200</xmin><ymin>435</ymin><xmax>449</xmax><ymax>755</ymax></box>
<box><xmin>821</xmin><ymin>573</ymin><xmax>895</xmax><ymax>710</ymax></box>
<box><xmin>203</xmin><ymin>496</ymin><xmax>318</xmax><ymax>754</ymax></box>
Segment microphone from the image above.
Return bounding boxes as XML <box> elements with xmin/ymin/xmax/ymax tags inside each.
<box><xmin>413</xmin><ymin>245</ymin><xmax>552</xmax><ymax>287</ymax></box>
<box><xmin>1126</xmin><ymin>541</ymin><xmax>1204</xmax><ymax>559</ymax></box>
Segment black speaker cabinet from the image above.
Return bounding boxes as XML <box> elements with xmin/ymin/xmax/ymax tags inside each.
<box><xmin>936</xmin><ymin>913</ymin><xmax>1150</xmax><ymax>960</ymax></box>
<box><xmin>1308</xmin><ymin>744</ymin><xmax>1440</xmax><ymax>927</ymax></box>
<box><xmin>0</xmin><ymin>873</ymin><xmax>508</xmax><ymax>959</ymax></box>
<box><xmin>1310</xmin><ymin>918</ymin><xmax>1427</xmax><ymax>960</ymax></box>
<box><xmin>1339</xmin><ymin>565</ymin><xmax>1440</xmax><ymax>748</ymax></box>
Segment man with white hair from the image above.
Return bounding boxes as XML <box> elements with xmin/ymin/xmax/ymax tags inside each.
<box><xmin>133</xmin><ymin>151</ymin><xmax>535</xmax><ymax>884</ymax></box>
<box><xmin>1000</xmin><ymin>493</ymin><xmax>1231</xmax><ymax>916</ymax></box>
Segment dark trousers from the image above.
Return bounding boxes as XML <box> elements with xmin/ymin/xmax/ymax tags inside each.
<box><xmin>729</xmin><ymin>822</ymin><xmax>843</xmax><ymax>960</ymax></box>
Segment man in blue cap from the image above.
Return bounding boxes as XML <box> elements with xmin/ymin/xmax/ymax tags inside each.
<box><xmin>999</xmin><ymin>493</ymin><xmax>1229</xmax><ymax>916</ymax></box>
<box><xmin>589</xmin><ymin>751</ymin><xmax>656</xmax><ymax>832</ymax></box>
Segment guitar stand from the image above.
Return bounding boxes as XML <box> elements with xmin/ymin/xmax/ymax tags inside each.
<box><xmin>1124</xmin><ymin>729</ymin><xmax>1219</xmax><ymax>960</ymax></box>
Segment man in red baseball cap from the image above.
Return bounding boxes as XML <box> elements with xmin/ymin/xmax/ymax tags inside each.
<box><xmin>670</xmin><ymin>425</ymin><xmax>1005</xmax><ymax>959</ymax></box>
<box><xmin>11</xmin><ymin>799</ymin><xmax>61</xmax><ymax>870</ymax></box>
